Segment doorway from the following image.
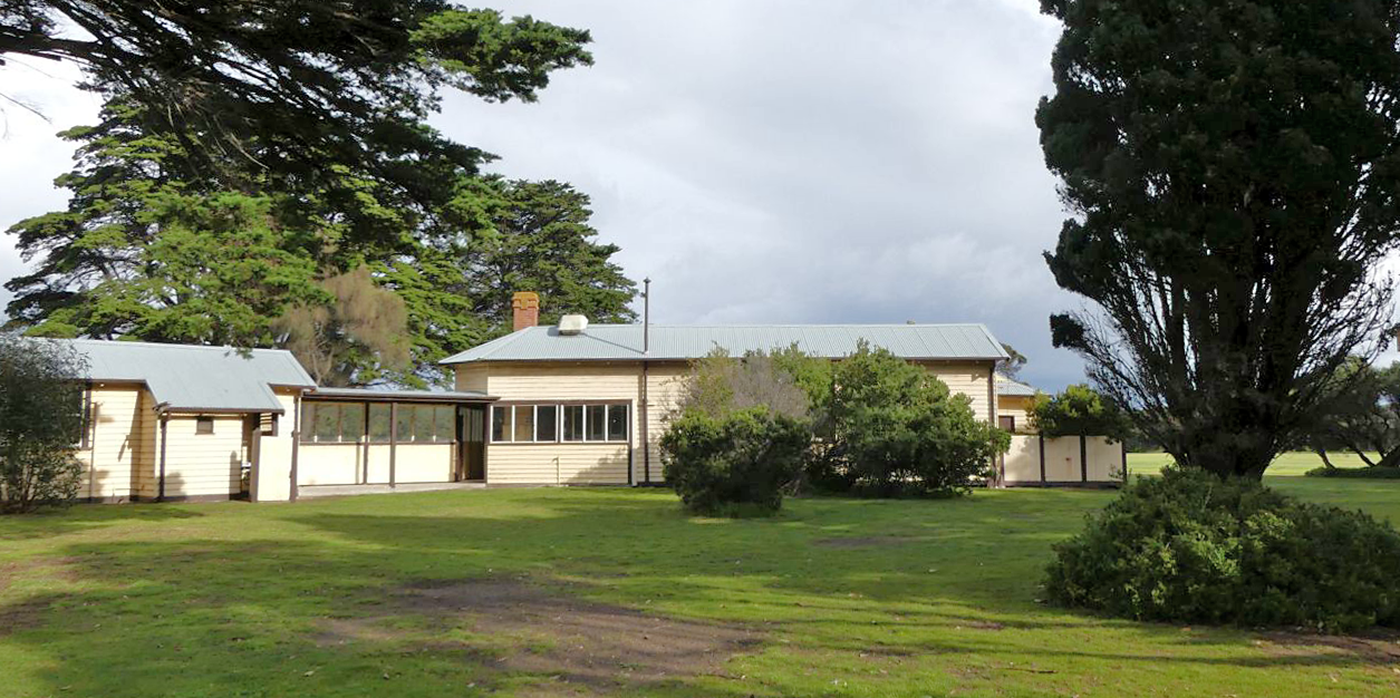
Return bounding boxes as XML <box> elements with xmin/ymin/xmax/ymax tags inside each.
<box><xmin>458</xmin><ymin>404</ymin><xmax>486</xmax><ymax>481</ymax></box>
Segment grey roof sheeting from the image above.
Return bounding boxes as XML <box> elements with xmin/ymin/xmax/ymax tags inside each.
<box><xmin>441</xmin><ymin>324</ymin><xmax>1009</xmax><ymax>365</ymax></box>
<box><xmin>63</xmin><ymin>339</ymin><xmax>315</xmax><ymax>413</ymax></box>
<box><xmin>308</xmin><ymin>387</ymin><xmax>494</xmax><ymax>402</ymax></box>
<box><xmin>997</xmin><ymin>377</ymin><xmax>1038</xmax><ymax>397</ymax></box>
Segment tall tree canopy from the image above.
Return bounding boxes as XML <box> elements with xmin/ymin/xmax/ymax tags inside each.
<box><xmin>462</xmin><ymin>179</ymin><xmax>637</xmax><ymax>334</ymax></box>
<box><xmin>0</xmin><ymin>1</ymin><xmax>591</xmax><ymax>227</ymax></box>
<box><xmin>1037</xmin><ymin>0</ymin><xmax>1400</xmax><ymax>478</ymax></box>
<box><xmin>5</xmin><ymin>105</ymin><xmax>637</xmax><ymax>387</ymax></box>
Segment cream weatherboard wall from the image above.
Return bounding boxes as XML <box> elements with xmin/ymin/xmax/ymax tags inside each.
<box><xmin>453</xmin><ymin>359</ymin><xmax>996</xmax><ymax>486</ymax></box>
<box><xmin>78</xmin><ymin>384</ymin><xmax>154</xmax><ymax>501</ymax></box>
<box><xmin>998</xmin><ymin>395</ymin><xmax>1035</xmax><ymax>434</ymax></box>
<box><xmin>82</xmin><ymin>385</ymin><xmax>279</xmax><ymax>501</ymax></box>
<box><xmin>250</xmin><ymin>391</ymin><xmax>298</xmax><ymax>502</ymax></box>
<box><xmin>154</xmin><ymin>414</ymin><xmax>247</xmax><ymax>498</ymax></box>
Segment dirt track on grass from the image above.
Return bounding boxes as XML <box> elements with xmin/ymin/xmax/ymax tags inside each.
<box><xmin>316</xmin><ymin>578</ymin><xmax>761</xmax><ymax>695</ymax></box>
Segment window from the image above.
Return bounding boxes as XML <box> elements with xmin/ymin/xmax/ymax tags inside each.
<box><xmin>492</xmin><ymin>404</ymin><xmax>510</xmax><ymax>442</ymax></box>
<box><xmin>562</xmin><ymin>405</ymin><xmax>584</xmax><ymax>442</ymax></box>
<box><xmin>379</xmin><ymin>404</ymin><xmax>455</xmax><ymax>443</ymax></box>
<box><xmin>513</xmin><ymin>405</ymin><xmax>535</xmax><ymax>442</ymax></box>
<box><xmin>435</xmin><ymin>405</ymin><xmax>455</xmax><ymax>443</ymax></box>
<box><xmin>196</xmin><ymin>416</ymin><xmax>215</xmax><ymax>435</ymax></box>
<box><xmin>536</xmin><ymin>405</ymin><xmax>557</xmax><ymax>441</ymax></box>
<box><xmin>998</xmin><ymin>415</ymin><xmax>1015</xmax><ymax>432</ymax></box>
<box><xmin>586</xmin><ymin>405</ymin><xmax>606</xmax><ymax>441</ymax></box>
<box><xmin>70</xmin><ymin>388</ymin><xmax>93</xmax><ymax>449</ymax></box>
<box><xmin>368</xmin><ymin>404</ymin><xmax>391</xmax><ymax>442</ymax></box>
<box><xmin>301</xmin><ymin>402</ymin><xmax>366</xmax><ymax>443</ymax></box>
<box><xmin>495</xmin><ymin>403</ymin><xmax>628</xmax><ymax>443</ymax></box>
<box><xmin>607</xmin><ymin>404</ymin><xmax>628</xmax><ymax>441</ymax></box>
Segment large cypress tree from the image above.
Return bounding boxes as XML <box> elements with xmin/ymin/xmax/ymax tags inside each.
<box><xmin>1037</xmin><ymin>0</ymin><xmax>1400</xmax><ymax>478</ymax></box>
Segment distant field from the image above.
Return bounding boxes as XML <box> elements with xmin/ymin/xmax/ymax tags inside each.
<box><xmin>1127</xmin><ymin>450</ymin><xmax>1380</xmax><ymax>478</ymax></box>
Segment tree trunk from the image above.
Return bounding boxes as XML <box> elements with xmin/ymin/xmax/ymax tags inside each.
<box><xmin>1315</xmin><ymin>448</ymin><xmax>1336</xmax><ymax>470</ymax></box>
<box><xmin>1373</xmin><ymin>447</ymin><xmax>1400</xmax><ymax>469</ymax></box>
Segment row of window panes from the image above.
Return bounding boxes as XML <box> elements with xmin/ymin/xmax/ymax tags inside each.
<box><xmin>301</xmin><ymin>402</ymin><xmax>455</xmax><ymax>443</ymax></box>
<box><xmin>492</xmin><ymin>404</ymin><xmax>628</xmax><ymax>443</ymax></box>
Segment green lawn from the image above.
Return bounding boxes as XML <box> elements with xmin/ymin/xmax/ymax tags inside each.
<box><xmin>1128</xmin><ymin>450</ymin><xmax>1382</xmax><ymax>478</ymax></box>
<box><xmin>2</xmin><ymin>472</ymin><xmax>1398</xmax><ymax>697</ymax></box>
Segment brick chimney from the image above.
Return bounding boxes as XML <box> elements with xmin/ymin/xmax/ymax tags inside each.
<box><xmin>512</xmin><ymin>291</ymin><xmax>540</xmax><ymax>331</ymax></box>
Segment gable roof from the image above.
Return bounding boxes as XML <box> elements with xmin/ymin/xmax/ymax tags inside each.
<box><xmin>64</xmin><ymin>339</ymin><xmax>315</xmax><ymax>413</ymax></box>
<box><xmin>441</xmin><ymin>324</ymin><xmax>1009</xmax><ymax>365</ymax></box>
<box><xmin>997</xmin><ymin>377</ymin><xmax>1038</xmax><ymax>397</ymax></box>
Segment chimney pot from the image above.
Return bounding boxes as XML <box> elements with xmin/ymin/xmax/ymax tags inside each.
<box><xmin>512</xmin><ymin>291</ymin><xmax>540</xmax><ymax>331</ymax></box>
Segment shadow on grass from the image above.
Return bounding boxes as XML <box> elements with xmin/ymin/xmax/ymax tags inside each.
<box><xmin>0</xmin><ymin>501</ymin><xmax>204</xmax><ymax>541</ymax></box>
<box><xmin>2</xmin><ymin>486</ymin><xmax>1396</xmax><ymax>697</ymax></box>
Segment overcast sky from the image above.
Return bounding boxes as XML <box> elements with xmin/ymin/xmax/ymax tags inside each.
<box><xmin>0</xmin><ymin>1</ymin><xmax>1114</xmax><ymax>390</ymax></box>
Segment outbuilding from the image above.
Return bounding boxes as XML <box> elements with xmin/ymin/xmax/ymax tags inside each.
<box><xmin>65</xmin><ymin>340</ymin><xmax>494</xmax><ymax>503</ymax></box>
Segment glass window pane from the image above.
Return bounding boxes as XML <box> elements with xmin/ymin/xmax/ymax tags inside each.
<box><xmin>300</xmin><ymin>403</ymin><xmax>316</xmax><ymax>442</ymax></box>
<box><xmin>314</xmin><ymin>404</ymin><xmax>341</xmax><ymax>442</ymax></box>
<box><xmin>369</xmin><ymin>404</ymin><xmax>391</xmax><ymax>442</ymax></box>
<box><xmin>434</xmin><ymin>406</ymin><xmax>454</xmax><ymax>443</ymax></box>
<box><xmin>586</xmin><ymin>404</ymin><xmax>606</xmax><ymax>441</ymax></box>
<box><xmin>491</xmin><ymin>405</ymin><xmax>509</xmax><ymax>442</ymax></box>
<box><xmin>513</xmin><ymin>405</ymin><xmax>535</xmax><ymax>442</ymax></box>
<box><xmin>414</xmin><ymin>405</ymin><xmax>435</xmax><ymax>442</ymax></box>
<box><xmin>536</xmin><ymin>405</ymin><xmax>557</xmax><ymax>442</ymax></box>
<box><xmin>562</xmin><ymin>405</ymin><xmax>584</xmax><ymax>441</ymax></box>
<box><xmin>607</xmin><ymin>404</ymin><xmax>628</xmax><ymax>441</ymax></box>
<box><xmin>397</xmin><ymin>405</ymin><xmax>415</xmax><ymax>442</ymax></box>
<box><xmin>342</xmin><ymin>404</ymin><xmax>365</xmax><ymax>442</ymax></box>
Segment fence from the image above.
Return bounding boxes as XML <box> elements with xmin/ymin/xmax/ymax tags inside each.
<box><xmin>1001</xmin><ymin>434</ymin><xmax>1126</xmax><ymax>486</ymax></box>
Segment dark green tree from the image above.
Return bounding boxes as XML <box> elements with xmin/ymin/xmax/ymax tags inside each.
<box><xmin>817</xmin><ymin>343</ymin><xmax>1008</xmax><ymax>496</ymax></box>
<box><xmin>6</xmin><ymin>109</ymin><xmax>635</xmax><ymax>387</ymax></box>
<box><xmin>461</xmin><ymin>179</ymin><xmax>637</xmax><ymax>334</ymax></box>
<box><xmin>1305</xmin><ymin>359</ymin><xmax>1400</xmax><ymax>469</ymax></box>
<box><xmin>1037</xmin><ymin>0</ymin><xmax>1400</xmax><ymax>478</ymax></box>
<box><xmin>0</xmin><ymin>1</ymin><xmax>591</xmax><ymax>231</ymax></box>
<box><xmin>0</xmin><ymin>335</ymin><xmax>87</xmax><ymax>513</ymax></box>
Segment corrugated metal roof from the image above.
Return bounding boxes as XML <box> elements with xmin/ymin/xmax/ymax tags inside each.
<box><xmin>63</xmin><ymin>339</ymin><xmax>315</xmax><ymax>413</ymax></box>
<box><xmin>308</xmin><ymin>387</ymin><xmax>494</xmax><ymax>402</ymax></box>
<box><xmin>997</xmin><ymin>377</ymin><xmax>1038</xmax><ymax>397</ymax></box>
<box><xmin>441</xmin><ymin>324</ymin><xmax>1009</xmax><ymax>364</ymax></box>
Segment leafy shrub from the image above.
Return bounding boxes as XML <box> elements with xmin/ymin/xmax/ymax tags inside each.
<box><xmin>677</xmin><ymin>346</ymin><xmax>818</xmax><ymax>421</ymax></box>
<box><xmin>660</xmin><ymin>407</ymin><xmax>810</xmax><ymax>516</ymax></box>
<box><xmin>1304</xmin><ymin>466</ymin><xmax>1400</xmax><ymax>479</ymax></box>
<box><xmin>1030</xmin><ymin>383</ymin><xmax>1131</xmax><ymax>438</ymax></box>
<box><xmin>0</xmin><ymin>336</ymin><xmax>88</xmax><ymax>513</ymax></box>
<box><xmin>1045</xmin><ymin>467</ymin><xmax>1400</xmax><ymax>632</ymax></box>
<box><xmin>814</xmin><ymin>343</ymin><xmax>1008</xmax><ymax>496</ymax></box>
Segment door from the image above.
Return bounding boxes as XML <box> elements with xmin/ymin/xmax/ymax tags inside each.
<box><xmin>458</xmin><ymin>405</ymin><xmax>486</xmax><ymax>481</ymax></box>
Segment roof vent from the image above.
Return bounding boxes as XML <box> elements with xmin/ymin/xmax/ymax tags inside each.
<box><xmin>558</xmin><ymin>314</ymin><xmax>589</xmax><ymax>335</ymax></box>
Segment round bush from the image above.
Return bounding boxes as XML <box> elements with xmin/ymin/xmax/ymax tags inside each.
<box><xmin>659</xmin><ymin>407</ymin><xmax>809</xmax><ymax>516</ymax></box>
<box><xmin>1045</xmin><ymin>467</ymin><xmax>1400</xmax><ymax>632</ymax></box>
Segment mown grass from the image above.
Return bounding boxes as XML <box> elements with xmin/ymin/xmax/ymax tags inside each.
<box><xmin>2</xmin><ymin>461</ymin><xmax>1398</xmax><ymax>697</ymax></box>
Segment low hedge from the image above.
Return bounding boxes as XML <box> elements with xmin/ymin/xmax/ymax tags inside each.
<box><xmin>660</xmin><ymin>407</ymin><xmax>810</xmax><ymax>516</ymax></box>
<box><xmin>1045</xmin><ymin>467</ymin><xmax>1400</xmax><ymax>632</ymax></box>
<box><xmin>1304</xmin><ymin>466</ymin><xmax>1400</xmax><ymax>479</ymax></box>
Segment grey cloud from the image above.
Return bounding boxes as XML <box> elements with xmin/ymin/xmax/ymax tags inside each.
<box><xmin>0</xmin><ymin>1</ymin><xmax>1093</xmax><ymax>390</ymax></box>
<box><xmin>433</xmin><ymin>0</ymin><xmax>1087</xmax><ymax>389</ymax></box>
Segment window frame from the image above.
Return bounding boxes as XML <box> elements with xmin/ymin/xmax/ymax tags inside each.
<box><xmin>491</xmin><ymin>402</ymin><xmax>630</xmax><ymax>445</ymax></box>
